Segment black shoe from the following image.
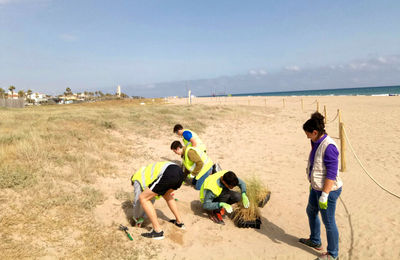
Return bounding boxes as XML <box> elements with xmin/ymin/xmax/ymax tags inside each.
<box><xmin>141</xmin><ymin>229</ymin><xmax>164</xmax><ymax>240</ymax></box>
<box><xmin>169</xmin><ymin>219</ymin><xmax>185</xmax><ymax>229</ymax></box>
<box><xmin>299</xmin><ymin>238</ymin><xmax>322</xmax><ymax>250</ymax></box>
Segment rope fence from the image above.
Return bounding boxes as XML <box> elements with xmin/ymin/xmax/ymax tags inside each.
<box><xmin>181</xmin><ymin>94</ymin><xmax>400</xmax><ymax>199</ymax></box>
<box><xmin>342</xmin><ymin>126</ymin><xmax>400</xmax><ymax>199</ymax></box>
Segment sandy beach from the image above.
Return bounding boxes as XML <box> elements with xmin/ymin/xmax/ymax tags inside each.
<box><xmin>1</xmin><ymin>95</ymin><xmax>399</xmax><ymax>259</ymax></box>
<box><xmin>100</xmin><ymin>95</ymin><xmax>400</xmax><ymax>259</ymax></box>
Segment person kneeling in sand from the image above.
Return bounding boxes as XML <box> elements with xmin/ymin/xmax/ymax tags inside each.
<box><xmin>131</xmin><ymin>161</ymin><xmax>186</xmax><ymax>240</ymax></box>
<box><xmin>173</xmin><ymin>124</ymin><xmax>207</xmax><ymax>152</ymax></box>
<box><xmin>171</xmin><ymin>140</ymin><xmax>214</xmax><ymax>190</ymax></box>
<box><xmin>200</xmin><ymin>170</ymin><xmax>250</xmax><ymax>224</ymax></box>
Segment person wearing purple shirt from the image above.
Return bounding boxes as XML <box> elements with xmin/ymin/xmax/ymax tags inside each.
<box><xmin>299</xmin><ymin>112</ymin><xmax>343</xmax><ymax>260</ymax></box>
<box><xmin>308</xmin><ymin>134</ymin><xmax>339</xmax><ymax>181</ymax></box>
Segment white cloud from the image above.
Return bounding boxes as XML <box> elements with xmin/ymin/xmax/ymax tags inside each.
<box><xmin>248</xmin><ymin>69</ymin><xmax>267</xmax><ymax>75</ymax></box>
<box><xmin>59</xmin><ymin>33</ymin><xmax>78</xmax><ymax>42</ymax></box>
<box><xmin>284</xmin><ymin>65</ymin><xmax>300</xmax><ymax>71</ymax></box>
<box><xmin>377</xmin><ymin>56</ymin><xmax>387</xmax><ymax>64</ymax></box>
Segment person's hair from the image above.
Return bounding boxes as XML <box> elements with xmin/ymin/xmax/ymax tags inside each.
<box><xmin>222</xmin><ymin>171</ymin><xmax>239</xmax><ymax>187</ymax></box>
<box><xmin>170</xmin><ymin>140</ymin><xmax>183</xmax><ymax>150</ymax></box>
<box><xmin>173</xmin><ymin>124</ymin><xmax>183</xmax><ymax>133</ymax></box>
<box><xmin>303</xmin><ymin>112</ymin><xmax>326</xmax><ymax>137</ymax></box>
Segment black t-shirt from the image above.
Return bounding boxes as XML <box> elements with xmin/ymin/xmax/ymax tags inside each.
<box><xmin>148</xmin><ymin>164</ymin><xmax>185</xmax><ymax>195</ymax></box>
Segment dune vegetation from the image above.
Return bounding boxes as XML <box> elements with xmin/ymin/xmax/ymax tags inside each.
<box><xmin>0</xmin><ymin>99</ymin><xmax>243</xmax><ymax>259</ymax></box>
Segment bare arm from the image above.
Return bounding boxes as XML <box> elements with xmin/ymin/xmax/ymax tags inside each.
<box><xmin>190</xmin><ymin>137</ymin><xmax>198</xmax><ymax>147</ymax></box>
<box><xmin>322</xmin><ymin>178</ymin><xmax>334</xmax><ymax>194</ymax></box>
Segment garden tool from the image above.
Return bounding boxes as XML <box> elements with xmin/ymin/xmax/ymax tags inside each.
<box><xmin>119</xmin><ymin>224</ymin><xmax>133</xmax><ymax>241</ymax></box>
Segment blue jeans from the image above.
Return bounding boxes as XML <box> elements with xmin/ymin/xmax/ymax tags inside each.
<box><xmin>306</xmin><ymin>187</ymin><xmax>342</xmax><ymax>258</ymax></box>
<box><xmin>192</xmin><ymin>167</ymin><xmax>213</xmax><ymax>190</ymax></box>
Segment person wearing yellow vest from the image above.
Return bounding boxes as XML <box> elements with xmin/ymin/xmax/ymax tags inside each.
<box><xmin>200</xmin><ymin>170</ymin><xmax>249</xmax><ymax>224</ymax></box>
<box><xmin>299</xmin><ymin>112</ymin><xmax>343</xmax><ymax>260</ymax></box>
<box><xmin>170</xmin><ymin>140</ymin><xmax>214</xmax><ymax>190</ymax></box>
<box><xmin>131</xmin><ymin>161</ymin><xmax>186</xmax><ymax>240</ymax></box>
<box><xmin>173</xmin><ymin>124</ymin><xmax>207</xmax><ymax>152</ymax></box>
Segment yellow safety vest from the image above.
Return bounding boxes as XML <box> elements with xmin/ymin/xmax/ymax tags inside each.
<box><xmin>183</xmin><ymin>129</ymin><xmax>206</xmax><ymax>152</ymax></box>
<box><xmin>131</xmin><ymin>161</ymin><xmax>175</xmax><ymax>190</ymax></box>
<box><xmin>199</xmin><ymin>170</ymin><xmax>228</xmax><ymax>203</ymax></box>
<box><xmin>183</xmin><ymin>147</ymin><xmax>213</xmax><ymax>180</ymax></box>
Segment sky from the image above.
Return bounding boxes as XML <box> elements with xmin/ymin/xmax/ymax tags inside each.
<box><xmin>1</xmin><ymin>0</ymin><xmax>400</xmax><ymax>97</ymax></box>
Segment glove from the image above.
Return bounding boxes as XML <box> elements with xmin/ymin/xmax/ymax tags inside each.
<box><xmin>242</xmin><ymin>193</ymin><xmax>250</xmax><ymax>208</ymax></box>
<box><xmin>219</xmin><ymin>202</ymin><xmax>233</xmax><ymax>213</ymax></box>
<box><xmin>319</xmin><ymin>192</ymin><xmax>329</xmax><ymax>209</ymax></box>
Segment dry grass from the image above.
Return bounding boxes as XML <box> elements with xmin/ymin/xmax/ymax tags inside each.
<box><xmin>0</xmin><ymin>99</ymin><xmax>244</xmax><ymax>259</ymax></box>
<box><xmin>233</xmin><ymin>177</ymin><xmax>270</xmax><ymax>222</ymax></box>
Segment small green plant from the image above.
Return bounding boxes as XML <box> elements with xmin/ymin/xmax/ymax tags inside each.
<box><xmin>102</xmin><ymin>121</ymin><xmax>115</xmax><ymax>129</ymax></box>
<box><xmin>0</xmin><ymin>167</ymin><xmax>36</xmax><ymax>189</ymax></box>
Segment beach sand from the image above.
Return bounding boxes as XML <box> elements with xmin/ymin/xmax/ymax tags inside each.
<box><xmin>92</xmin><ymin>95</ymin><xmax>400</xmax><ymax>260</ymax></box>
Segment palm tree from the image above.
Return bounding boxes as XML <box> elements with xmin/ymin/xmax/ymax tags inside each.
<box><xmin>65</xmin><ymin>87</ymin><xmax>72</xmax><ymax>96</ymax></box>
<box><xmin>18</xmin><ymin>90</ymin><xmax>25</xmax><ymax>98</ymax></box>
<box><xmin>8</xmin><ymin>85</ymin><xmax>16</xmax><ymax>99</ymax></box>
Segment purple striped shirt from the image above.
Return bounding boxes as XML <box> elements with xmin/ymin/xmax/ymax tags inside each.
<box><xmin>309</xmin><ymin>134</ymin><xmax>339</xmax><ymax>180</ymax></box>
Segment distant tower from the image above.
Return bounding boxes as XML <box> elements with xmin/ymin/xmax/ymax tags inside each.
<box><xmin>117</xmin><ymin>85</ymin><xmax>121</xmax><ymax>97</ymax></box>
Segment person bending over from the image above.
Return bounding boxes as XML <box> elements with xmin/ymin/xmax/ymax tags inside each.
<box><xmin>131</xmin><ymin>161</ymin><xmax>186</xmax><ymax>240</ymax></box>
<box><xmin>171</xmin><ymin>140</ymin><xmax>214</xmax><ymax>190</ymax></box>
<box><xmin>173</xmin><ymin>124</ymin><xmax>206</xmax><ymax>152</ymax></box>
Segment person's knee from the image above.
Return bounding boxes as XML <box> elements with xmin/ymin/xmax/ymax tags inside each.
<box><xmin>321</xmin><ymin>215</ymin><xmax>336</xmax><ymax>229</ymax></box>
<box><xmin>139</xmin><ymin>192</ymin><xmax>151</xmax><ymax>203</ymax></box>
<box><xmin>195</xmin><ymin>182</ymin><xmax>202</xmax><ymax>190</ymax></box>
<box><xmin>306</xmin><ymin>203</ymin><xmax>318</xmax><ymax>215</ymax></box>
<box><xmin>231</xmin><ymin>192</ymin><xmax>241</xmax><ymax>203</ymax></box>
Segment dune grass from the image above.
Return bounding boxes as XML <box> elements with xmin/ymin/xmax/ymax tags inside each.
<box><xmin>233</xmin><ymin>176</ymin><xmax>270</xmax><ymax>222</ymax></box>
<box><xmin>0</xmin><ymin>99</ymin><xmax>242</xmax><ymax>258</ymax></box>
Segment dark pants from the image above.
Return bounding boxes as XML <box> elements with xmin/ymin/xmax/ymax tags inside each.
<box><xmin>307</xmin><ymin>187</ymin><xmax>342</xmax><ymax>258</ymax></box>
<box><xmin>213</xmin><ymin>188</ymin><xmax>241</xmax><ymax>205</ymax></box>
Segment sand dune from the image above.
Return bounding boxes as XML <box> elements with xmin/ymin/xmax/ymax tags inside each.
<box><xmin>91</xmin><ymin>96</ymin><xmax>400</xmax><ymax>259</ymax></box>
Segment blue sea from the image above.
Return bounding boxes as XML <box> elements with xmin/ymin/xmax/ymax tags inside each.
<box><xmin>227</xmin><ymin>85</ymin><xmax>400</xmax><ymax>97</ymax></box>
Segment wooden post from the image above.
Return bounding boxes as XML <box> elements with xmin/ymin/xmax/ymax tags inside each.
<box><xmin>301</xmin><ymin>98</ymin><xmax>304</xmax><ymax>111</ymax></box>
<box><xmin>317</xmin><ymin>101</ymin><xmax>319</xmax><ymax>112</ymax></box>
<box><xmin>324</xmin><ymin>105</ymin><xmax>327</xmax><ymax>123</ymax></box>
<box><xmin>283</xmin><ymin>98</ymin><xmax>285</xmax><ymax>108</ymax></box>
<box><xmin>339</xmin><ymin>122</ymin><xmax>346</xmax><ymax>172</ymax></box>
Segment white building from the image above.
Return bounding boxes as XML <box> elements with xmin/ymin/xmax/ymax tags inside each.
<box><xmin>7</xmin><ymin>91</ymin><xmax>19</xmax><ymax>99</ymax></box>
<box><xmin>27</xmin><ymin>93</ymin><xmax>48</xmax><ymax>103</ymax></box>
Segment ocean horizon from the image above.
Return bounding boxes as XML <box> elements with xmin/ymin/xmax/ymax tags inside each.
<box><xmin>202</xmin><ymin>85</ymin><xmax>400</xmax><ymax>97</ymax></box>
